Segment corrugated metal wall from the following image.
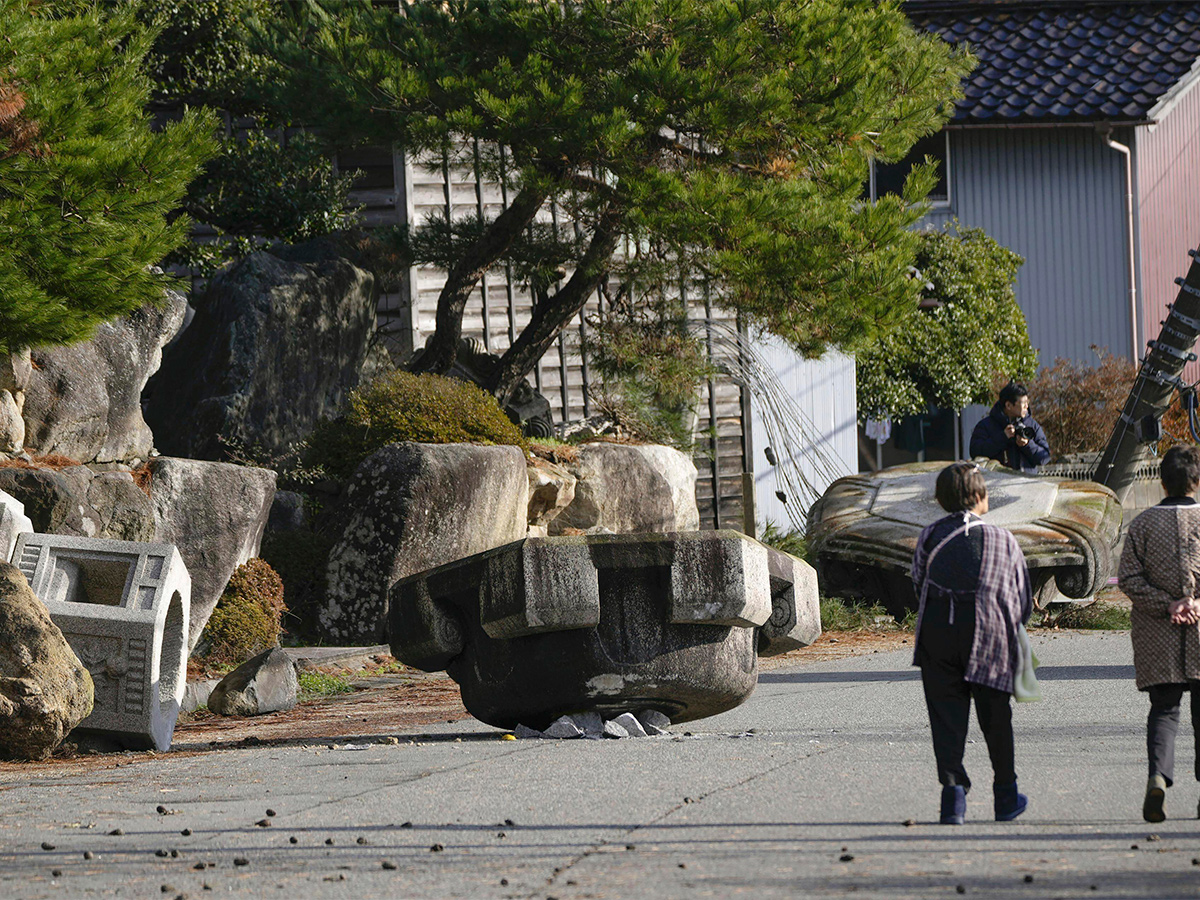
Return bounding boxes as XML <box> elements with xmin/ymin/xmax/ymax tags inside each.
<box><xmin>750</xmin><ymin>340</ymin><xmax>857</xmax><ymax>531</ymax></box>
<box><xmin>925</xmin><ymin>126</ymin><xmax>1133</xmax><ymax>368</ymax></box>
<box><xmin>1134</xmin><ymin>80</ymin><xmax>1200</xmax><ymax>383</ymax></box>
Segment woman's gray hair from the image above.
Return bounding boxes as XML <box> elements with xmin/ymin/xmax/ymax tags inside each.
<box><xmin>935</xmin><ymin>462</ymin><xmax>987</xmax><ymax>513</ymax></box>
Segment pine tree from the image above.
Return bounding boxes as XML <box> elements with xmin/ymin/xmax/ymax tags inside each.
<box><xmin>259</xmin><ymin>0</ymin><xmax>972</xmax><ymax>403</ymax></box>
<box><xmin>0</xmin><ymin>0</ymin><xmax>216</xmax><ymax>351</ymax></box>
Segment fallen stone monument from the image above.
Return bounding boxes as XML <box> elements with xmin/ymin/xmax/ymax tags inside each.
<box><xmin>389</xmin><ymin>531</ymin><xmax>819</xmax><ymax>730</ymax></box>
<box><xmin>808</xmin><ymin>460</ymin><xmax>1123</xmax><ymax>614</ymax></box>
<box><xmin>14</xmin><ymin>532</ymin><xmax>191</xmax><ymax>751</ymax></box>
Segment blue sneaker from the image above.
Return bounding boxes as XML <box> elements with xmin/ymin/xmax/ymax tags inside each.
<box><xmin>994</xmin><ymin>781</ymin><xmax>1028</xmax><ymax>821</ymax></box>
<box><xmin>940</xmin><ymin>785</ymin><xmax>966</xmax><ymax>825</ymax></box>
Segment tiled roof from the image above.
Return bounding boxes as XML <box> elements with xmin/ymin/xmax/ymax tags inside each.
<box><xmin>905</xmin><ymin>1</ymin><xmax>1200</xmax><ymax>124</ymax></box>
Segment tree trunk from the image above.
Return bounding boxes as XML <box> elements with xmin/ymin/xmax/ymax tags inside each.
<box><xmin>487</xmin><ymin>205</ymin><xmax>624</xmax><ymax>405</ymax></box>
<box><xmin>410</xmin><ymin>184</ymin><xmax>547</xmax><ymax>374</ymax></box>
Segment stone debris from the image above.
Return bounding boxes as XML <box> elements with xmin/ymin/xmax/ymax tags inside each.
<box><xmin>512</xmin><ymin>710</ymin><xmax>678</xmax><ymax>739</ymax></box>
<box><xmin>636</xmin><ymin>709</ymin><xmax>671</xmax><ymax>733</ymax></box>
<box><xmin>603</xmin><ymin>718</ymin><xmax>629</xmax><ymax>739</ymax></box>
<box><xmin>610</xmin><ymin>712</ymin><xmax>647</xmax><ymax>737</ymax></box>
<box><xmin>542</xmin><ymin>716</ymin><xmax>584</xmax><ymax>739</ymax></box>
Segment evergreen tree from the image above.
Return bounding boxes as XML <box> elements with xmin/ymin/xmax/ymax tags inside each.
<box><xmin>856</xmin><ymin>224</ymin><xmax>1038</xmax><ymax>422</ymax></box>
<box><xmin>0</xmin><ymin>0</ymin><xmax>216</xmax><ymax>351</ymax></box>
<box><xmin>257</xmin><ymin>0</ymin><xmax>972</xmax><ymax>404</ymax></box>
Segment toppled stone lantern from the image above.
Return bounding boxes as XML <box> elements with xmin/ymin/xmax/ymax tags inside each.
<box><xmin>388</xmin><ymin>531</ymin><xmax>819</xmax><ymax>730</ymax></box>
<box><xmin>13</xmin><ymin>533</ymin><xmax>191</xmax><ymax>751</ymax></box>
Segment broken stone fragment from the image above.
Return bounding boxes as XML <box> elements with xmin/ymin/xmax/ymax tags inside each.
<box><xmin>610</xmin><ymin>712</ymin><xmax>647</xmax><ymax>737</ymax></box>
<box><xmin>603</xmin><ymin>718</ymin><xmax>629</xmax><ymax>738</ymax></box>
<box><xmin>542</xmin><ymin>715</ymin><xmax>584</xmax><ymax>739</ymax></box>
<box><xmin>636</xmin><ymin>709</ymin><xmax>672</xmax><ymax>734</ymax></box>
<box><xmin>513</xmin><ymin>724</ymin><xmax>543</xmax><ymax>739</ymax></box>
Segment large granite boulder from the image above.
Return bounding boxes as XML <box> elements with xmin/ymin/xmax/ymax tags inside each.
<box><xmin>0</xmin><ymin>563</ymin><xmax>94</xmax><ymax>760</ymax></box>
<box><xmin>146</xmin><ymin>457</ymin><xmax>276</xmax><ymax>652</ymax></box>
<box><xmin>0</xmin><ymin>465</ymin><xmax>154</xmax><ymax>542</ymax></box>
<box><xmin>22</xmin><ymin>289</ymin><xmax>187</xmax><ymax>463</ymax></box>
<box><xmin>549</xmin><ymin>443</ymin><xmax>699</xmax><ymax>535</ymax></box>
<box><xmin>321</xmin><ymin>442</ymin><xmax>529</xmax><ymax>644</ymax></box>
<box><xmin>145</xmin><ymin>247</ymin><xmax>383</xmax><ymax>461</ymax></box>
<box><xmin>526</xmin><ymin>456</ymin><xmax>575</xmax><ymax>536</ymax></box>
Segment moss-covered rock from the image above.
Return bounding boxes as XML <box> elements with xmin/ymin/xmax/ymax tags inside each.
<box><xmin>198</xmin><ymin>558</ymin><xmax>286</xmax><ymax>667</ymax></box>
<box><xmin>305</xmin><ymin>371</ymin><xmax>528</xmax><ymax>481</ymax></box>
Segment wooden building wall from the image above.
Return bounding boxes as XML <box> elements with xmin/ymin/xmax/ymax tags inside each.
<box><xmin>343</xmin><ymin>144</ymin><xmax>754</xmax><ymax>533</ymax></box>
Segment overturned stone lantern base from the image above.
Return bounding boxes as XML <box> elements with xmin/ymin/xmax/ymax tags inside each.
<box><xmin>389</xmin><ymin>531</ymin><xmax>819</xmax><ymax>730</ymax></box>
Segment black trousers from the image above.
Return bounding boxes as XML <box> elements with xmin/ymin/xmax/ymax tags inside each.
<box><xmin>918</xmin><ymin>598</ymin><xmax>1016</xmax><ymax>792</ymax></box>
<box><xmin>1147</xmin><ymin>681</ymin><xmax>1200</xmax><ymax>786</ymax></box>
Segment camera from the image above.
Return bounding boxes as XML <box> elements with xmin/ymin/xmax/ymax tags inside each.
<box><xmin>1009</xmin><ymin>419</ymin><xmax>1035</xmax><ymax>440</ymax></box>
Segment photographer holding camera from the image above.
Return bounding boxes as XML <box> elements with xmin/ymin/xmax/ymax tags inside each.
<box><xmin>969</xmin><ymin>382</ymin><xmax>1051</xmax><ymax>473</ymax></box>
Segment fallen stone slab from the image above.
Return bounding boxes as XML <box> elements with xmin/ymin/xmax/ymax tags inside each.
<box><xmin>389</xmin><ymin>531</ymin><xmax>820</xmax><ymax>730</ymax></box>
<box><xmin>13</xmin><ymin>532</ymin><xmax>191</xmax><ymax>751</ymax></box>
<box><xmin>208</xmin><ymin>646</ymin><xmax>298</xmax><ymax>717</ymax></box>
<box><xmin>0</xmin><ymin>563</ymin><xmax>94</xmax><ymax>760</ymax></box>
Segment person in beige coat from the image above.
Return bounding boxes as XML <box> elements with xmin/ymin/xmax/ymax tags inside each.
<box><xmin>1118</xmin><ymin>444</ymin><xmax>1200</xmax><ymax>823</ymax></box>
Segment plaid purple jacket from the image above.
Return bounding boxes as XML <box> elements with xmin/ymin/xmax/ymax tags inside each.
<box><xmin>911</xmin><ymin>514</ymin><xmax>1033</xmax><ymax>694</ymax></box>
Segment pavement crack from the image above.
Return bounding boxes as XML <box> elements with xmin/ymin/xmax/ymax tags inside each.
<box><xmin>532</xmin><ymin>744</ymin><xmax>830</xmax><ymax>898</ymax></box>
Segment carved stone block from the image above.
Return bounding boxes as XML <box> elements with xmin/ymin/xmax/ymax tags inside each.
<box><xmin>13</xmin><ymin>533</ymin><xmax>191</xmax><ymax>751</ymax></box>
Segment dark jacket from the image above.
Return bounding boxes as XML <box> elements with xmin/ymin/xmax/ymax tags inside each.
<box><xmin>969</xmin><ymin>402</ymin><xmax>1051</xmax><ymax>472</ymax></box>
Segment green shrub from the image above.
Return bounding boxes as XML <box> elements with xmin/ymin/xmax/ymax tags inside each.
<box><xmin>758</xmin><ymin>521</ymin><xmax>809</xmax><ymax>561</ymax></box>
<box><xmin>1033</xmin><ymin>601</ymin><xmax>1131</xmax><ymax>630</ymax></box>
<box><xmin>198</xmin><ymin>558</ymin><xmax>286</xmax><ymax>666</ymax></box>
<box><xmin>305</xmin><ymin>371</ymin><xmax>528</xmax><ymax>481</ymax></box>
<box><xmin>259</xmin><ymin>528</ymin><xmax>334</xmax><ymax>643</ymax></box>
<box><xmin>819</xmin><ymin>596</ymin><xmax>900</xmax><ymax>631</ymax></box>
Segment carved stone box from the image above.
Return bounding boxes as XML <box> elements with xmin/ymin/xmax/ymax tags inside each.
<box><xmin>13</xmin><ymin>533</ymin><xmax>191</xmax><ymax>751</ymax></box>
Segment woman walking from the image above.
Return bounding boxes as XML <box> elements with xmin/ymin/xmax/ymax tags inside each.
<box><xmin>1118</xmin><ymin>444</ymin><xmax>1200</xmax><ymax>823</ymax></box>
<box><xmin>911</xmin><ymin>462</ymin><xmax>1032</xmax><ymax>824</ymax></box>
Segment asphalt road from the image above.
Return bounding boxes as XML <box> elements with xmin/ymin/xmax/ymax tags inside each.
<box><xmin>1</xmin><ymin>631</ymin><xmax>1197</xmax><ymax>900</ymax></box>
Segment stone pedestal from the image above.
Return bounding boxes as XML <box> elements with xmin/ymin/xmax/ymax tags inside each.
<box><xmin>389</xmin><ymin>531</ymin><xmax>819</xmax><ymax>730</ymax></box>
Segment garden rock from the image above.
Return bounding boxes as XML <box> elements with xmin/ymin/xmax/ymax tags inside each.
<box><xmin>0</xmin><ymin>563</ymin><xmax>94</xmax><ymax>760</ymax></box>
<box><xmin>208</xmin><ymin>646</ymin><xmax>298</xmax><ymax>717</ymax></box>
<box><xmin>526</xmin><ymin>456</ymin><xmax>575</xmax><ymax>535</ymax></box>
<box><xmin>147</xmin><ymin>457</ymin><xmax>276</xmax><ymax>652</ymax></box>
<box><xmin>0</xmin><ymin>390</ymin><xmax>24</xmax><ymax>453</ymax></box>
<box><xmin>0</xmin><ymin>466</ymin><xmax>154</xmax><ymax>542</ymax></box>
<box><xmin>145</xmin><ymin>248</ymin><xmax>382</xmax><ymax>461</ymax></box>
<box><xmin>22</xmin><ymin>289</ymin><xmax>187</xmax><ymax>463</ymax></box>
<box><xmin>322</xmin><ymin>442</ymin><xmax>529</xmax><ymax>644</ymax></box>
<box><xmin>549</xmin><ymin>443</ymin><xmax>699</xmax><ymax>535</ymax></box>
